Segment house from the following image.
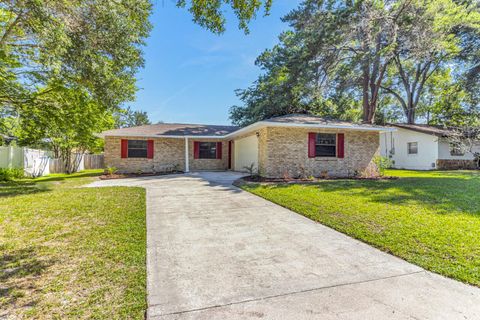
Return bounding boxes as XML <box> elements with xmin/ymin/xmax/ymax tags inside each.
<box><xmin>380</xmin><ymin>123</ymin><xmax>480</xmax><ymax>170</ymax></box>
<box><xmin>100</xmin><ymin>114</ymin><xmax>394</xmax><ymax>178</ymax></box>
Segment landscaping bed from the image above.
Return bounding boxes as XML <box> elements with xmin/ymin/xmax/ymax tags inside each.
<box><xmin>99</xmin><ymin>171</ymin><xmax>183</xmax><ymax>180</ymax></box>
<box><xmin>0</xmin><ymin>170</ymin><xmax>146</xmax><ymax>319</ymax></box>
<box><xmin>240</xmin><ymin>174</ymin><xmax>398</xmax><ymax>184</ymax></box>
<box><xmin>241</xmin><ymin>169</ymin><xmax>480</xmax><ymax>287</ymax></box>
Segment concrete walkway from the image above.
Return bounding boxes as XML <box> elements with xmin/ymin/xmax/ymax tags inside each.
<box><xmin>88</xmin><ymin>172</ymin><xmax>480</xmax><ymax>320</ymax></box>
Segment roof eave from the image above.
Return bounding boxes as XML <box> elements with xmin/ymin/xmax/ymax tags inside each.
<box><xmin>99</xmin><ymin>122</ymin><xmax>396</xmax><ymax>140</ymax></box>
<box><xmin>99</xmin><ymin>133</ymin><xmax>228</xmax><ymax>139</ymax></box>
<box><xmin>224</xmin><ymin>121</ymin><xmax>396</xmax><ymax>139</ymax></box>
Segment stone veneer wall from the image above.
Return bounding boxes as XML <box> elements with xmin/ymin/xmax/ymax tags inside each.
<box><xmin>258</xmin><ymin>127</ymin><xmax>379</xmax><ymax>178</ymax></box>
<box><xmin>104</xmin><ymin>136</ymin><xmax>228</xmax><ymax>173</ymax></box>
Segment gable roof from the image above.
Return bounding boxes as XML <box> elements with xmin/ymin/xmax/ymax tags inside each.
<box><xmin>99</xmin><ymin>123</ymin><xmax>239</xmax><ymax>138</ymax></box>
<box><xmin>99</xmin><ymin>113</ymin><xmax>394</xmax><ymax>139</ymax></box>
<box><xmin>264</xmin><ymin>114</ymin><xmax>381</xmax><ymax>128</ymax></box>
<box><xmin>391</xmin><ymin>123</ymin><xmax>451</xmax><ymax>137</ymax></box>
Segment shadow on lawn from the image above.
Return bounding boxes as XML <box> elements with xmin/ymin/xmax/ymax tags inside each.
<box><xmin>0</xmin><ymin>171</ymin><xmax>102</xmax><ymax>198</ymax></box>
<box><xmin>33</xmin><ymin>171</ymin><xmax>102</xmax><ymax>183</ymax></box>
<box><xmin>0</xmin><ymin>181</ymin><xmax>50</xmax><ymax>198</ymax></box>
<box><xmin>0</xmin><ymin>246</ymin><xmax>55</xmax><ymax>310</ymax></box>
<box><xmin>269</xmin><ymin>175</ymin><xmax>480</xmax><ymax>216</ymax></box>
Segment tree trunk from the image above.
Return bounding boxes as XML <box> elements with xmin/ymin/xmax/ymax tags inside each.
<box><xmin>406</xmin><ymin>96</ymin><xmax>415</xmax><ymax>124</ymax></box>
<box><xmin>362</xmin><ymin>61</ymin><xmax>372</xmax><ymax>123</ymax></box>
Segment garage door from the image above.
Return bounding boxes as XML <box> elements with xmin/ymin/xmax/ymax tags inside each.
<box><xmin>234</xmin><ymin>135</ymin><xmax>258</xmax><ymax>172</ymax></box>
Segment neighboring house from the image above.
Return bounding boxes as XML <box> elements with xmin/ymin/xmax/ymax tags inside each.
<box><xmin>100</xmin><ymin>114</ymin><xmax>394</xmax><ymax>178</ymax></box>
<box><xmin>380</xmin><ymin>124</ymin><xmax>480</xmax><ymax>170</ymax></box>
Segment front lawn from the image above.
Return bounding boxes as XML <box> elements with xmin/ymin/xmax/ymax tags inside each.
<box><xmin>242</xmin><ymin>169</ymin><xmax>480</xmax><ymax>286</ymax></box>
<box><xmin>0</xmin><ymin>170</ymin><xmax>146</xmax><ymax>319</ymax></box>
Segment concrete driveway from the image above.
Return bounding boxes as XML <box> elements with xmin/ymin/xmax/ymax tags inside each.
<box><xmin>88</xmin><ymin>172</ymin><xmax>480</xmax><ymax>319</ymax></box>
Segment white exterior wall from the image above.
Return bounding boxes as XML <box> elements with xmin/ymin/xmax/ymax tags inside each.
<box><xmin>438</xmin><ymin>139</ymin><xmax>480</xmax><ymax>160</ymax></box>
<box><xmin>234</xmin><ymin>134</ymin><xmax>258</xmax><ymax>172</ymax></box>
<box><xmin>380</xmin><ymin>128</ymin><xmax>439</xmax><ymax>170</ymax></box>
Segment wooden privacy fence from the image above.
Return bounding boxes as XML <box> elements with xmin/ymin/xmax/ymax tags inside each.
<box><xmin>49</xmin><ymin>154</ymin><xmax>105</xmax><ymax>173</ymax></box>
<box><xmin>49</xmin><ymin>158</ymin><xmax>64</xmax><ymax>174</ymax></box>
<box><xmin>84</xmin><ymin>154</ymin><xmax>104</xmax><ymax>169</ymax></box>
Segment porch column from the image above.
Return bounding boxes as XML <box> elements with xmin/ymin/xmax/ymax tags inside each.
<box><xmin>184</xmin><ymin>137</ymin><xmax>189</xmax><ymax>173</ymax></box>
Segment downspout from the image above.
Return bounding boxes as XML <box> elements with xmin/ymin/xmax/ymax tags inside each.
<box><xmin>184</xmin><ymin>137</ymin><xmax>189</xmax><ymax>173</ymax></box>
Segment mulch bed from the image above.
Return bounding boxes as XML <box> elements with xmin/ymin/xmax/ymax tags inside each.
<box><xmin>99</xmin><ymin>171</ymin><xmax>183</xmax><ymax>180</ymax></box>
<box><xmin>238</xmin><ymin>175</ymin><xmax>398</xmax><ymax>185</ymax></box>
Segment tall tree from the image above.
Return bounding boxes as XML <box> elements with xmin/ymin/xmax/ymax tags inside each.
<box><xmin>230</xmin><ymin>0</ymin><xmax>480</xmax><ymax>126</ymax></box>
<box><xmin>230</xmin><ymin>0</ymin><xmax>408</xmax><ymax>125</ymax></box>
<box><xmin>18</xmin><ymin>84</ymin><xmax>114</xmax><ymax>173</ymax></box>
<box><xmin>114</xmin><ymin>107</ymin><xmax>151</xmax><ymax>128</ymax></box>
<box><xmin>381</xmin><ymin>0</ymin><xmax>480</xmax><ymax>123</ymax></box>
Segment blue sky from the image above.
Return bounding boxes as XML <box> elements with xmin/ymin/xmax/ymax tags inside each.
<box><xmin>130</xmin><ymin>0</ymin><xmax>301</xmax><ymax>125</ymax></box>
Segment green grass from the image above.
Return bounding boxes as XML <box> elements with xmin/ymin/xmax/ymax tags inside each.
<box><xmin>0</xmin><ymin>170</ymin><xmax>146</xmax><ymax>319</ymax></box>
<box><xmin>242</xmin><ymin>169</ymin><xmax>480</xmax><ymax>287</ymax></box>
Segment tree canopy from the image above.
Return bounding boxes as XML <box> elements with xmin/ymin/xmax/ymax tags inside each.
<box><xmin>176</xmin><ymin>0</ymin><xmax>272</xmax><ymax>34</ymax></box>
<box><xmin>0</xmin><ymin>0</ymin><xmax>152</xmax><ymax>110</ymax></box>
<box><xmin>114</xmin><ymin>106</ymin><xmax>152</xmax><ymax>128</ymax></box>
<box><xmin>230</xmin><ymin>0</ymin><xmax>480</xmax><ymax>126</ymax></box>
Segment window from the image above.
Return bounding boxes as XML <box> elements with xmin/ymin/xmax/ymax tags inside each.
<box><xmin>198</xmin><ymin>142</ymin><xmax>217</xmax><ymax>159</ymax></box>
<box><xmin>450</xmin><ymin>143</ymin><xmax>465</xmax><ymax>156</ymax></box>
<box><xmin>316</xmin><ymin>133</ymin><xmax>336</xmax><ymax>157</ymax></box>
<box><xmin>128</xmin><ymin>140</ymin><xmax>148</xmax><ymax>158</ymax></box>
<box><xmin>407</xmin><ymin>142</ymin><xmax>418</xmax><ymax>155</ymax></box>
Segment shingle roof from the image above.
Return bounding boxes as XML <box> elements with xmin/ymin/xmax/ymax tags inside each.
<box><xmin>100</xmin><ymin>123</ymin><xmax>239</xmax><ymax>137</ymax></box>
<box><xmin>99</xmin><ymin>113</ymin><xmax>393</xmax><ymax>138</ymax></box>
<box><xmin>263</xmin><ymin>114</ymin><xmax>384</xmax><ymax>128</ymax></box>
<box><xmin>391</xmin><ymin>123</ymin><xmax>451</xmax><ymax>137</ymax></box>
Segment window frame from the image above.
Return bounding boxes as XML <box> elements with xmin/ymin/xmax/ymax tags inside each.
<box><xmin>449</xmin><ymin>143</ymin><xmax>465</xmax><ymax>156</ymax></box>
<box><xmin>407</xmin><ymin>142</ymin><xmax>418</xmax><ymax>155</ymax></box>
<box><xmin>198</xmin><ymin>142</ymin><xmax>217</xmax><ymax>159</ymax></box>
<box><xmin>314</xmin><ymin>133</ymin><xmax>337</xmax><ymax>158</ymax></box>
<box><xmin>127</xmin><ymin>140</ymin><xmax>148</xmax><ymax>158</ymax></box>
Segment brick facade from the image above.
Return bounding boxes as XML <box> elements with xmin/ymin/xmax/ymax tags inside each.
<box><xmin>104</xmin><ymin>127</ymin><xmax>379</xmax><ymax>177</ymax></box>
<box><xmin>254</xmin><ymin>127</ymin><xmax>379</xmax><ymax>178</ymax></box>
<box><xmin>436</xmin><ymin>159</ymin><xmax>478</xmax><ymax>170</ymax></box>
<box><xmin>104</xmin><ymin>136</ymin><xmax>227</xmax><ymax>173</ymax></box>
<box><xmin>187</xmin><ymin>139</ymin><xmax>228</xmax><ymax>171</ymax></box>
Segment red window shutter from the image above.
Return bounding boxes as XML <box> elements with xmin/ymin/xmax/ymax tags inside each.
<box><xmin>194</xmin><ymin>141</ymin><xmax>200</xmax><ymax>159</ymax></box>
<box><xmin>216</xmin><ymin>142</ymin><xmax>222</xmax><ymax>159</ymax></box>
<box><xmin>147</xmin><ymin>140</ymin><xmax>154</xmax><ymax>159</ymax></box>
<box><xmin>308</xmin><ymin>133</ymin><xmax>316</xmax><ymax>158</ymax></box>
<box><xmin>337</xmin><ymin>133</ymin><xmax>345</xmax><ymax>158</ymax></box>
<box><xmin>121</xmin><ymin>139</ymin><xmax>128</xmax><ymax>158</ymax></box>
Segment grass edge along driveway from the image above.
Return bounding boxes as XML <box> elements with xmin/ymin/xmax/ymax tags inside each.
<box><xmin>0</xmin><ymin>170</ymin><xmax>146</xmax><ymax>319</ymax></box>
<box><xmin>242</xmin><ymin>170</ymin><xmax>480</xmax><ymax>287</ymax></box>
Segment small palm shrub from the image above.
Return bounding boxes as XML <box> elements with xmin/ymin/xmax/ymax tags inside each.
<box><xmin>105</xmin><ymin>166</ymin><xmax>118</xmax><ymax>175</ymax></box>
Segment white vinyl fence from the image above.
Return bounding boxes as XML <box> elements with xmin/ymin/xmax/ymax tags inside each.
<box><xmin>0</xmin><ymin>146</ymin><xmax>104</xmax><ymax>177</ymax></box>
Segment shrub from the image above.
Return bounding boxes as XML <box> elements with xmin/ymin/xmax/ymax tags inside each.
<box><xmin>373</xmin><ymin>156</ymin><xmax>393</xmax><ymax>176</ymax></box>
<box><xmin>243</xmin><ymin>163</ymin><xmax>257</xmax><ymax>176</ymax></box>
<box><xmin>0</xmin><ymin>168</ymin><xmax>25</xmax><ymax>181</ymax></box>
<box><xmin>105</xmin><ymin>166</ymin><xmax>117</xmax><ymax>176</ymax></box>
